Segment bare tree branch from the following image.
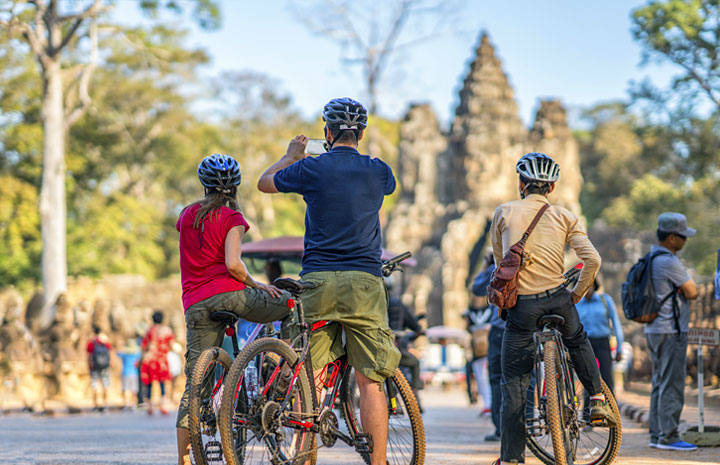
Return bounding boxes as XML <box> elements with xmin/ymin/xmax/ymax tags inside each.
<box><xmin>57</xmin><ymin>0</ymin><xmax>104</xmax><ymax>53</ymax></box>
<box><xmin>66</xmin><ymin>19</ymin><xmax>98</xmax><ymax>127</ymax></box>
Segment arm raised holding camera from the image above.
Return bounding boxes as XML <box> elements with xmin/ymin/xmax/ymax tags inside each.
<box><xmin>257</xmin><ymin>135</ymin><xmax>308</xmax><ymax>193</ymax></box>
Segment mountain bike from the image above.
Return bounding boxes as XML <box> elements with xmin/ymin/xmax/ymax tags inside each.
<box><xmin>525</xmin><ymin>314</ymin><xmax>622</xmax><ymax>465</ymax></box>
<box><xmin>188</xmin><ymin>311</ymin><xmax>277</xmax><ymax>465</ymax></box>
<box><xmin>218</xmin><ymin>252</ymin><xmax>425</xmax><ymax>465</ymax></box>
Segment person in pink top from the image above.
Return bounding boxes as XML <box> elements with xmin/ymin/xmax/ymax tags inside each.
<box><xmin>174</xmin><ymin>154</ymin><xmax>294</xmax><ymax>465</ymax></box>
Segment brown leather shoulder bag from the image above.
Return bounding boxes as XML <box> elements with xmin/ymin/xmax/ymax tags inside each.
<box><xmin>486</xmin><ymin>204</ymin><xmax>549</xmax><ymax>311</ymax></box>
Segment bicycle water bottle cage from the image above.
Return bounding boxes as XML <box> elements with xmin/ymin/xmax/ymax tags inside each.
<box><xmin>537</xmin><ymin>314</ymin><xmax>565</xmax><ymax>330</ymax></box>
<box><xmin>210</xmin><ymin>310</ymin><xmax>239</xmax><ymax>326</ymax></box>
<box><xmin>273</xmin><ymin>278</ymin><xmax>319</xmax><ymax>295</ymax></box>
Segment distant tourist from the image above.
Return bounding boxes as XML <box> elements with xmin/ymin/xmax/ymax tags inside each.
<box><xmin>646</xmin><ymin>212</ymin><xmax>698</xmax><ymax>451</ymax></box>
<box><xmin>141</xmin><ymin>311</ymin><xmax>175</xmax><ymax>415</ymax></box>
<box><xmin>87</xmin><ymin>326</ymin><xmax>112</xmax><ymax>412</ymax></box>
<box><xmin>117</xmin><ymin>338</ymin><xmax>142</xmax><ymax>410</ymax></box>
<box><xmin>575</xmin><ymin>278</ymin><xmax>624</xmax><ymax>395</ymax></box>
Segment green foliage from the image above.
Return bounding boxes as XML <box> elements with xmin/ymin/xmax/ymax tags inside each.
<box><xmin>632</xmin><ymin>0</ymin><xmax>720</xmax><ymax>109</ymax></box>
<box><xmin>138</xmin><ymin>0</ymin><xmax>222</xmax><ymax>30</ymax></box>
<box><xmin>67</xmin><ymin>192</ymin><xmax>166</xmax><ymax>278</ymax></box>
<box><xmin>0</xmin><ymin>175</ymin><xmax>41</xmax><ymax>285</ymax></box>
<box><xmin>602</xmin><ymin>174</ymin><xmax>686</xmax><ymax>229</ymax></box>
<box><xmin>0</xmin><ymin>6</ymin><xmax>407</xmax><ymax>287</ymax></box>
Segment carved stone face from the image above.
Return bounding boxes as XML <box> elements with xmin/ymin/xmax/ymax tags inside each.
<box><xmin>4</xmin><ymin>293</ymin><xmax>25</xmax><ymax>324</ymax></box>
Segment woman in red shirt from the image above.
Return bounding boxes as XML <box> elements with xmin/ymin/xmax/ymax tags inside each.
<box><xmin>175</xmin><ymin>154</ymin><xmax>293</xmax><ymax>464</ymax></box>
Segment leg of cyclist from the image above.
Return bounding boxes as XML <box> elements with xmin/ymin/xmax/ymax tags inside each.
<box><xmin>500</xmin><ymin>304</ymin><xmax>538</xmax><ymax>464</ymax></box>
<box><xmin>176</xmin><ymin>302</ymin><xmax>227</xmax><ymax>465</ymax></box>
<box><xmin>357</xmin><ymin>371</ymin><xmax>389</xmax><ymax>465</ymax></box>
<box><xmin>552</xmin><ymin>291</ymin><xmax>611</xmax><ymax>421</ymax></box>
<box><xmin>175</xmin><ymin>289</ymin><xmax>294</xmax><ymax>465</ymax></box>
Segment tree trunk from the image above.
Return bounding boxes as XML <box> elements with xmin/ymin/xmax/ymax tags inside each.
<box><xmin>39</xmin><ymin>58</ymin><xmax>68</xmax><ymax>327</ymax></box>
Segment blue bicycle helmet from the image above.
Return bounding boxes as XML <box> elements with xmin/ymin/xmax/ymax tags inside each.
<box><xmin>516</xmin><ymin>152</ymin><xmax>560</xmax><ymax>183</ymax></box>
<box><xmin>197</xmin><ymin>154</ymin><xmax>242</xmax><ymax>193</ymax></box>
<box><xmin>322</xmin><ymin>97</ymin><xmax>368</xmax><ymax>130</ymax></box>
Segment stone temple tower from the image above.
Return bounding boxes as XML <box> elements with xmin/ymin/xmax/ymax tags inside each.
<box><xmin>386</xmin><ymin>32</ymin><xmax>583</xmax><ymax>328</ymax></box>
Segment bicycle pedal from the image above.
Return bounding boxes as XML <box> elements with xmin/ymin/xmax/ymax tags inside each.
<box><xmin>355</xmin><ymin>433</ymin><xmax>374</xmax><ymax>454</ymax></box>
<box><xmin>204</xmin><ymin>440</ymin><xmax>224</xmax><ymax>464</ymax></box>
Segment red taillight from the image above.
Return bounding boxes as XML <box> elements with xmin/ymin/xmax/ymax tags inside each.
<box><xmin>287</xmin><ymin>299</ymin><xmax>295</xmax><ymax>309</ymax></box>
<box><xmin>225</xmin><ymin>327</ymin><xmax>235</xmax><ymax>337</ymax></box>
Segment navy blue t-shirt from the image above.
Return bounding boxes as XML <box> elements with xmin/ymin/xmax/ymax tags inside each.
<box><xmin>273</xmin><ymin>146</ymin><xmax>395</xmax><ymax>276</ymax></box>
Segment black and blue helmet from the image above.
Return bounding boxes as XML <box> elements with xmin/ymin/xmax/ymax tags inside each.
<box><xmin>322</xmin><ymin>97</ymin><xmax>368</xmax><ymax>130</ymax></box>
<box><xmin>197</xmin><ymin>154</ymin><xmax>241</xmax><ymax>193</ymax></box>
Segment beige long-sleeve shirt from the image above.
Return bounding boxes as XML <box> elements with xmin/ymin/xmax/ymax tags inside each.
<box><xmin>490</xmin><ymin>194</ymin><xmax>600</xmax><ymax>297</ymax></box>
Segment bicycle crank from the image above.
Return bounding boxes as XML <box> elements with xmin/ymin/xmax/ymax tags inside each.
<box><xmin>318</xmin><ymin>409</ymin><xmax>339</xmax><ymax>447</ymax></box>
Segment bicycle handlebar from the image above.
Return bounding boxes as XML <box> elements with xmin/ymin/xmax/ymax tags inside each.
<box><xmin>381</xmin><ymin>251</ymin><xmax>412</xmax><ymax>277</ymax></box>
<box><xmin>563</xmin><ymin>263</ymin><xmax>583</xmax><ymax>287</ymax></box>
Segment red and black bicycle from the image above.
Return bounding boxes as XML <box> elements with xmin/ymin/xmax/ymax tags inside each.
<box><xmin>218</xmin><ymin>252</ymin><xmax>425</xmax><ymax>465</ymax></box>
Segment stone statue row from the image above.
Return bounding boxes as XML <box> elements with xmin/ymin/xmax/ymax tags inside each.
<box><xmin>0</xmin><ymin>289</ymin><xmax>164</xmax><ymax>411</ymax></box>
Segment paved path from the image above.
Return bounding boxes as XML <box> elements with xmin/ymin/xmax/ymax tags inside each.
<box><xmin>1</xmin><ymin>387</ymin><xmax>718</xmax><ymax>464</ymax></box>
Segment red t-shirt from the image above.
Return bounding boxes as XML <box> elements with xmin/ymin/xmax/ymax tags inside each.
<box><xmin>176</xmin><ymin>204</ymin><xmax>250</xmax><ymax>310</ymax></box>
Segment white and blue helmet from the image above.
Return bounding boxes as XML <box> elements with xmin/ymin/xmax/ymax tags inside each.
<box><xmin>516</xmin><ymin>152</ymin><xmax>560</xmax><ymax>183</ymax></box>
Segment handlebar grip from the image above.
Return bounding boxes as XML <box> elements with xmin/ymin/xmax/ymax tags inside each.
<box><xmin>384</xmin><ymin>251</ymin><xmax>412</xmax><ymax>268</ymax></box>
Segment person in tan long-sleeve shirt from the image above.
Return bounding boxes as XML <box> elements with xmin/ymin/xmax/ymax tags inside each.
<box><xmin>489</xmin><ymin>153</ymin><xmax>616</xmax><ymax>465</ymax></box>
<box><xmin>490</xmin><ymin>192</ymin><xmax>601</xmax><ymax>299</ymax></box>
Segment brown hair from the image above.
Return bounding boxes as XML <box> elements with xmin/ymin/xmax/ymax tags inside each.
<box><xmin>188</xmin><ymin>188</ymin><xmax>241</xmax><ymax>230</ymax></box>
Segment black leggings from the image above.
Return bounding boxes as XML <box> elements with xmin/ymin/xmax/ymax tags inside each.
<box><xmin>588</xmin><ymin>337</ymin><xmax>614</xmax><ymax>394</ymax></box>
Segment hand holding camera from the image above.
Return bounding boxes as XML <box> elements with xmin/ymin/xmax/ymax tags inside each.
<box><xmin>285</xmin><ymin>135</ymin><xmax>308</xmax><ymax>162</ymax></box>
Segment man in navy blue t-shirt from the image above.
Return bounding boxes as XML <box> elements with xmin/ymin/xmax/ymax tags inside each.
<box><xmin>258</xmin><ymin>97</ymin><xmax>400</xmax><ymax>465</ymax></box>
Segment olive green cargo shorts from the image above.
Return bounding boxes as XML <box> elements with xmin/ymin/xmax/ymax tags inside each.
<box><xmin>176</xmin><ymin>287</ymin><xmax>294</xmax><ymax>429</ymax></box>
<box><xmin>300</xmin><ymin>271</ymin><xmax>401</xmax><ymax>384</ymax></box>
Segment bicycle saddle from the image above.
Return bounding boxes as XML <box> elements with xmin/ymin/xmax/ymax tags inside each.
<box><xmin>210</xmin><ymin>310</ymin><xmax>238</xmax><ymax>326</ymax></box>
<box><xmin>273</xmin><ymin>278</ymin><xmax>319</xmax><ymax>294</ymax></box>
<box><xmin>537</xmin><ymin>314</ymin><xmax>565</xmax><ymax>330</ymax></box>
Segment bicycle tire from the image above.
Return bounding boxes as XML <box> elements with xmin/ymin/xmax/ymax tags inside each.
<box><xmin>219</xmin><ymin>337</ymin><xmax>314</xmax><ymax>465</ymax></box>
<box><xmin>189</xmin><ymin>347</ymin><xmax>233</xmax><ymax>465</ymax></box>
<box><xmin>543</xmin><ymin>340</ymin><xmax>568</xmax><ymax>465</ymax></box>
<box><xmin>527</xmin><ymin>360</ymin><xmax>622</xmax><ymax>465</ymax></box>
<box><xmin>340</xmin><ymin>368</ymin><xmax>425</xmax><ymax>465</ymax></box>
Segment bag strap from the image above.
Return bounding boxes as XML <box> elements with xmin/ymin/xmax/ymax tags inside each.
<box><xmin>650</xmin><ymin>249</ymin><xmax>682</xmax><ymax>334</ymax></box>
<box><xmin>599</xmin><ymin>294</ymin><xmax>610</xmax><ymax>320</ymax></box>
<box><xmin>520</xmin><ymin>204</ymin><xmax>550</xmax><ymax>243</ymax></box>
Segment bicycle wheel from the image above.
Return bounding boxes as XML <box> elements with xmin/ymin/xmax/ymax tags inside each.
<box><xmin>219</xmin><ymin>338</ymin><xmax>314</xmax><ymax>465</ymax></box>
<box><xmin>340</xmin><ymin>368</ymin><xmax>425</xmax><ymax>465</ymax></box>
<box><xmin>527</xmin><ymin>350</ymin><xmax>622</xmax><ymax>465</ymax></box>
<box><xmin>189</xmin><ymin>347</ymin><xmax>233</xmax><ymax>465</ymax></box>
<box><xmin>542</xmin><ymin>339</ymin><xmax>569</xmax><ymax>465</ymax></box>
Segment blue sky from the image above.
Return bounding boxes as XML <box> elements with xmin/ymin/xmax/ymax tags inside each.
<box><xmin>114</xmin><ymin>1</ymin><xmax>676</xmax><ymax>127</ymax></box>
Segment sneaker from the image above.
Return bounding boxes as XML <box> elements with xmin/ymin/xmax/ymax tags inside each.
<box><xmin>649</xmin><ymin>442</ymin><xmax>658</xmax><ymax>448</ymax></box>
<box><xmin>589</xmin><ymin>399</ymin><xmax>616</xmax><ymax>425</ymax></box>
<box><xmin>490</xmin><ymin>459</ymin><xmax>501</xmax><ymax>465</ymax></box>
<box><xmin>484</xmin><ymin>433</ymin><xmax>500</xmax><ymax>442</ymax></box>
<box><xmin>655</xmin><ymin>440</ymin><xmax>697</xmax><ymax>451</ymax></box>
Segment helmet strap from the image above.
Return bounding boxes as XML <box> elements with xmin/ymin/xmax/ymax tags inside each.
<box><xmin>324</xmin><ymin>126</ymin><xmax>336</xmax><ymax>151</ymax></box>
<box><xmin>519</xmin><ymin>180</ymin><xmax>530</xmax><ymax>199</ymax></box>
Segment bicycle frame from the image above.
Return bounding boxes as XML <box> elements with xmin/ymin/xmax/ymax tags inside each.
<box><xmin>259</xmin><ymin>294</ymin><xmax>373</xmax><ymax>451</ymax></box>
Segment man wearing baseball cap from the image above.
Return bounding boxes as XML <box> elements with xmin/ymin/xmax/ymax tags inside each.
<box><xmin>647</xmin><ymin>212</ymin><xmax>698</xmax><ymax>451</ymax></box>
